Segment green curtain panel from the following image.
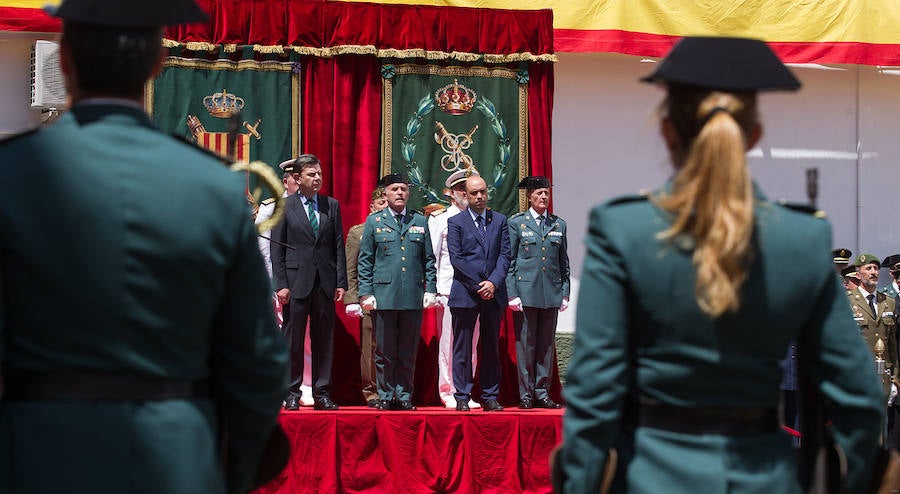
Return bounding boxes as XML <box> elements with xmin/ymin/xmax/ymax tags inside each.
<box><xmin>146</xmin><ymin>57</ymin><xmax>301</xmax><ymax>184</ymax></box>
<box><xmin>382</xmin><ymin>64</ymin><xmax>528</xmax><ymax>216</ymax></box>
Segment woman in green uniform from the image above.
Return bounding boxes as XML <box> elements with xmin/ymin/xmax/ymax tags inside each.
<box><xmin>558</xmin><ymin>37</ymin><xmax>884</xmax><ymax>493</ymax></box>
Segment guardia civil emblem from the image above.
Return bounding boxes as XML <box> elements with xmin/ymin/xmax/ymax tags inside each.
<box><xmin>381</xmin><ymin>65</ymin><xmax>529</xmax><ymax>216</ymax></box>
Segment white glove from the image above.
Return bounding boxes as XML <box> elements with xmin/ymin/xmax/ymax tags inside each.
<box><xmin>423</xmin><ymin>292</ymin><xmax>437</xmax><ymax>309</ymax></box>
<box><xmin>436</xmin><ymin>294</ymin><xmax>449</xmax><ymax>307</ymax></box>
<box><xmin>508</xmin><ymin>297</ymin><xmax>523</xmax><ymax>311</ymax></box>
<box><xmin>559</xmin><ymin>297</ymin><xmax>570</xmax><ymax>312</ymax></box>
<box><xmin>345</xmin><ymin>303</ymin><xmax>363</xmax><ymax>318</ymax></box>
<box><xmin>361</xmin><ymin>296</ymin><xmax>377</xmax><ymax>311</ymax></box>
<box><xmin>891</xmin><ymin>383</ymin><xmax>898</xmax><ymax>406</ymax></box>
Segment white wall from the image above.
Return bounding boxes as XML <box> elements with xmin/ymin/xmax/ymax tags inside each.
<box><xmin>552</xmin><ymin>53</ymin><xmax>900</xmax><ymax>331</ymax></box>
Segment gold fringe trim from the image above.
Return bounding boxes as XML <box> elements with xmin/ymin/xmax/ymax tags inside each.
<box><xmin>161</xmin><ymin>39</ymin><xmax>556</xmax><ymax>62</ymax></box>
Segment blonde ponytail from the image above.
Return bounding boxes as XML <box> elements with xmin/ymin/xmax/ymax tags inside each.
<box><xmin>655</xmin><ymin>89</ymin><xmax>757</xmax><ymax>317</ymax></box>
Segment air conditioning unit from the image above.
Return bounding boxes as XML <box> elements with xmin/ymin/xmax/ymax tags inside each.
<box><xmin>31</xmin><ymin>40</ymin><xmax>68</xmax><ymax>109</ymax></box>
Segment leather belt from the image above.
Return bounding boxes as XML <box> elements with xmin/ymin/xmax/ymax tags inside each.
<box><xmin>637</xmin><ymin>398</ymin><xmax>778</xmax><ymax>436</ymax></box>
<box><xmin>3</xmin><ymin>368</ymin><xmax>209</xmax><ymax>403</ymax></box>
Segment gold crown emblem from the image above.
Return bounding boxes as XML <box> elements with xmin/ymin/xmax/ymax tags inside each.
<box><xmin>203</xmin><ymin>88</ymin><xmax>245</xmax><ymax>119</ymax></box>
<box><xmin>435</xmin><ymin>79</ymin><xmax>476</xmax><ymax>115</ymax></box>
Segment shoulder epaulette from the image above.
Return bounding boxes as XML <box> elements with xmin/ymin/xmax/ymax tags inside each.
<box><xmin>430</xmin><ymin>207</ymin><xmax>448</xmax><ymax>217</ymax></box>
<box><xmin>605</xmin><ymin>191</ymin><xmax>650</xmax><ymax>207</ymax></box>
<box><xmin>261</xmin><ymin>197</ymin><xmax>276</xmax><ymax>206</ymax></box>
<box><xmin>412</xmin><ymin>209</ymin><xmax>424</xmax><ymax>216</ymax></box>
<box><xmin>509</xmin><ymin>212</ymin><xmax>525</xmax><ymax>220</ymax></box>
<box><xmin>0</xmin><ymin>127</ymin><xmax>40</xmax><ymax>146</ymax></box>
<box><xmin>777</xmin><ymin>200</ymin><xmax>827</xmax><ymax>219</ymax></box>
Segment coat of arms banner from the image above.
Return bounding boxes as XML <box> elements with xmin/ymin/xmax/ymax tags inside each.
<box><xmin>145</xmin><ymin>55</ymin><xmax>301</xmax><ymax>180</ymax></box>
<box><xmin>382</xmin><ymin>64</ymin><xmax>528</xmax><ymax>216</ymax></box>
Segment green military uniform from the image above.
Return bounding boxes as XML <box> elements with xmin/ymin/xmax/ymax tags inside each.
<box><xmin>0</xmin><ymin>104</ymin><xmax>288</xmax><ymax>494</ymax></box>
<box><xmin>561</xmin><ymin>187</ymin><xmax>884</xmax><ymax>493</ymax></box>
<box><xmin>345</xmin><ymin>222</ymin><xmax>379</xmax><ymax>403</ymax></box>
<box><xmin>358</xmin><ymin>206</ymin><xmax>436</xmax><ymax>404</ymax></box>
<box><xmin>847</xmin><ymin>286</ymin><xmax>898</xmax><ymax>395</ymax></box>
<box><xmin>506</xmin><ymin>209</ymin><xmax>570</xmax><ymax>403</ymax></box>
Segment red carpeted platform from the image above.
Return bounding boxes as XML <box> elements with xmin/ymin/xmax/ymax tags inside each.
<box><xmin>254</xmin><ymin>406</ymin><xmax>562</xmax><ymax>494</ymax></box>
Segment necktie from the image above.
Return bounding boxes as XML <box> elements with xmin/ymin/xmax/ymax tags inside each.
<box><xmin>868</xmin><ymin>294</ymin><xmax>877</xmax><ymax>317</ymax></box>
<box><xmin>395</xmin><ymin>213</ymin><xmax>403</xmax><ymax>225</ymax></box>
<box><xmin>538</xmin><ymin>215</ymin><xmax>547</xmax><ymax>234</ymax></box>
<box><xmin>475</xmin><ymin>215</ymin><xmax>487</xmax><ymax>243</ymax></box>
<box><xmin>307</xmin><ymin>200</ymin><xmax>318</xmax><ymax>237</ymax></box>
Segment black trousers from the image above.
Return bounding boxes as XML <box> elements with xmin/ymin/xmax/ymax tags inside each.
<box><xmin>283</xmin><ymin>279</ymin><xmax>334</xmax><ymax>400</ymax></box>
<box><xmin>513</xmin><ymin>307</ymin><xmax>558</xmax><ymax>401</ymax></box>
<box><xmin>373</xmin><ymin>309</ymin><xmax>423</xmax><ymax>402</ymax></box>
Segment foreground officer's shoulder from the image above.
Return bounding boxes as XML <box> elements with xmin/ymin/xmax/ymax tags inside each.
<box><xmin>599</xmin><ymin>190</ymin><xmax>651</xmax><ymax>210</ymax></box>
<box><xmin>0</xmin><ymin>127</ymin><xmax>40</xmax><ymax>148</ymax></box>
<box><xmin>776</xmin><ymin>200</ymin><xmax>827</xmax><ymax>219</ymax></box>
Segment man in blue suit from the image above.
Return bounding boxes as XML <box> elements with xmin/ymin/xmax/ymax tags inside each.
<box><xmin>447</xmin><ymin>174</ymin><xmax>511</xmax><ymax>411</ymax></box>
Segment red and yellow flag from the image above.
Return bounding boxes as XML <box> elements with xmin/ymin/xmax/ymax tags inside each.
<box><xmin>5</xmin><ymin>0</ymin><xmax>900</xmax><ymax>65</ymax></box>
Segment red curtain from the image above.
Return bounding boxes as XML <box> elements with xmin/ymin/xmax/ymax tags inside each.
<box><xmin>169</xmin><ymin>1</ymin><xmax>554</xmax><ymax>56</ymax></box>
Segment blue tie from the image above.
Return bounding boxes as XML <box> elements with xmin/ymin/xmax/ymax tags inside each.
<box><xmin>475</xmin><ymin>215</ymin><xmax>487</xmax><ymax>244</ymax></box>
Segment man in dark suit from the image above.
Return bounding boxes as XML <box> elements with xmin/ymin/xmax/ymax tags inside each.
<box><xmin>447</xmin><ymin>174</ymin><xmax>511</xmax><ymax>412</ymax></box>
<box><xmin>272</xmin><ymin>154</ymin><xmax>347</xmax><ymax>411</ymax></box>
<box><xmin>0</xmin><ymin>0</ymin><xmax>288</xmax><ymax>492</ymax></box>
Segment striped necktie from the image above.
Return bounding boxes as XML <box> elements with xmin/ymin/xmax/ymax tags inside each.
<box><xmin>475</xmin><ymin>215</ymin><xmax>487</xmax><ymax>243</ymax></box>
<box><xmin>306</xmin><ymin>199</ymin><xmax>318</xmax><ymax>237</ymax></box>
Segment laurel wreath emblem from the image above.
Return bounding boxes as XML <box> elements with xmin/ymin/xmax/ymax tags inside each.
<box><xmin>400</xmin><ymin>91</ymin><xmax>511</xmax><ymax>204</ymax></box>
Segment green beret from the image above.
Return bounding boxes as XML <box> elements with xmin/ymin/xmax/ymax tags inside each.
<box><xmin>854</xmin><ymin>253</ymin><xmax>880</xmax><ymax>268</ymax></box>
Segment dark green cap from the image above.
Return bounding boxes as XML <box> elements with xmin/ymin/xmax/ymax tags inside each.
<box><xmin>854</xmin><ymin>253</ymin><xmax>880</xmax><ymax>268</ymax></box>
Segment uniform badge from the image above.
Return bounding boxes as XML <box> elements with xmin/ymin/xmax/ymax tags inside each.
<box><xmin>549</xmin><ymin>231</ymin><xmax>563</xmax><ymax>237</ymax></box>
<box><xmin>852</xmin><ymin>304</ymin><xmax>865</xmax><ymax>321</ymax></box>
<box><xmin>410</xmin><ymin>226</ymin><xmax>425</xmax><ymax>234</ymax></box>
<box><xmin>376</xmin><ymin>217</ymin><xmax>381</xmax><ymax>222</ymax></box>
<box><xmin>376</xmin><ymin>228</ymin><xmax>381</xmax><ymax>233</ymax></box>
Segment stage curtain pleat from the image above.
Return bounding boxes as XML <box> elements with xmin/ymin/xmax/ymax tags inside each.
<box><xmin>258</xmin><ymin>412</ymin><xmax>561</xmax><ymax>493</ymax></box>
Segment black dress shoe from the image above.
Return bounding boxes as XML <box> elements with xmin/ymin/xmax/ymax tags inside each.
<box><xmin>366</xmin><ymin>399</ymin><xmax>380</xmax><ymax>408</ymax></box>
<box><xmin>284</xmin><ymin>396</ymin><xmax>300</xmax><ymax>411</ymax></box>
<box><xmin>519</xmin><ymin>397</ymin><xmax>533</xmax><ymax>409</ymax></box>
<box><xmin>314</xmin><ymin>396</ymin><xmax>339</xmax><ymax>410</ymax></box>
<box><xmin>455</xmin><ymin>401</ymin><xmax>470</xmax><ymax>412</ymax></box>
<box><xmin>534</xmin><ymin>397</ymin><xmax>562</xmax><ymax>409</ymax></box>
<box><xmin>373</xmin><ymin>399</ymin><xmax>391</xmax><ymax>410</ymax></box>
<box><xmin>483</xmin><ymin>399</ymin><xmax>504</xmax><ymax>412</ymax></box>
<box><xmin>395</xmin><ymin>400</ymin><xmax>417</xmax><ymax>411</ymax></box>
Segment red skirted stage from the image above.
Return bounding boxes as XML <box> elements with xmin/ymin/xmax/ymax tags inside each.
<box><xmin>256</xmin><ymin>407</ymin><xmax>562</xmax><ymax>493</ymax></box>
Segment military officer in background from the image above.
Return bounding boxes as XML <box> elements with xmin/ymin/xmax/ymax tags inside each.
<box><xmin>428</xmin><ymin>167</ymin><xmax>482</xmax><ymax>409</ymax></box>
<box><xmin>880</xmin><ymin>254</ymin><xmax>900</xmax><ymax>299</ymax></box>
<box><xmin>832</xmin><ymin>247</ymin><xmax>852</xmax><ymax>275</ymax></box>
<box><xmin>344</xmin><ymin>186</ymin><xmax>388</xmax><ymax>407</ymax></box>
<box><xmin>847</xmin><ymin>254</ymin><xmax>898</xmax><ymax>401</ymax></box>
<box><xmin>0</xmin><ymin>0</ymin><xmax>288</xmax><ymax>492</ymax></box>
<box><xmin>506</xmin><ymin>176</ymin><xmax>569</xmax><ymax>409</ymax></box>
<box><xmin>842</xmin><ymin>265</ymin><xmax>862</xmax><ymax>291</ymax></box>
<box><xmin>256</xmin><ymin>159</ymin><xmax>301</xmax><ymax>277</ymax></box>
<box><xmin>358</xmin><ymin>173</ymin><xmax>437</xmax><ymax>410</ymax></box>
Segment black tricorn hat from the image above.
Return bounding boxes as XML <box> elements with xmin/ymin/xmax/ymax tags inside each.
<box><xmin>517</xmin><ymin>176</ymin><xmax>551</xmax><ymax>190</ymax></box>
<box><xmin>641</xmin><ymin>37</ymin><xmax>801</xmax><ymax>92</ymax></box>
<box><xmin>46</xmin><ymin>0</ymin><xmax>208</xmax><ymax>27</ymax></box>
<box><xmin>882</xmin><ymin>254</ymin><xmax>900</xmax><ymax>269</ymax></box>
<box><xmin>380</xmin><ymin>173</ymin><xmax>409</xmax><ymax>186</ymax></box>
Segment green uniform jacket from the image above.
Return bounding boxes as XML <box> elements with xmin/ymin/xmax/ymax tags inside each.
<box><xmin>0</xmin><ymin>105</ymin><xmax>288</xmax><ymax>494</ymax></box>
<box><xmin>506</xmin><ymin>211</ymin><xmax>570</xmax><ymax>308</ymax></box>
<box><xmin>358</xmin><ymin>208</ymin><xmax>437</xmax><ymax>310</ymax></box>
<box><xmin>561</xmin><ymin>186</ymin><xmax>883</xmax><ymax>493</ymax></box>
<box><xmin>344</xmin><ymin>222</ymin><xmax>365</xmax><ymax>306</ymax></box>
<box><xmin>847</xmin><ymin>288</ymin><xmax>897</xmax><ymax>392</ymax></box>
